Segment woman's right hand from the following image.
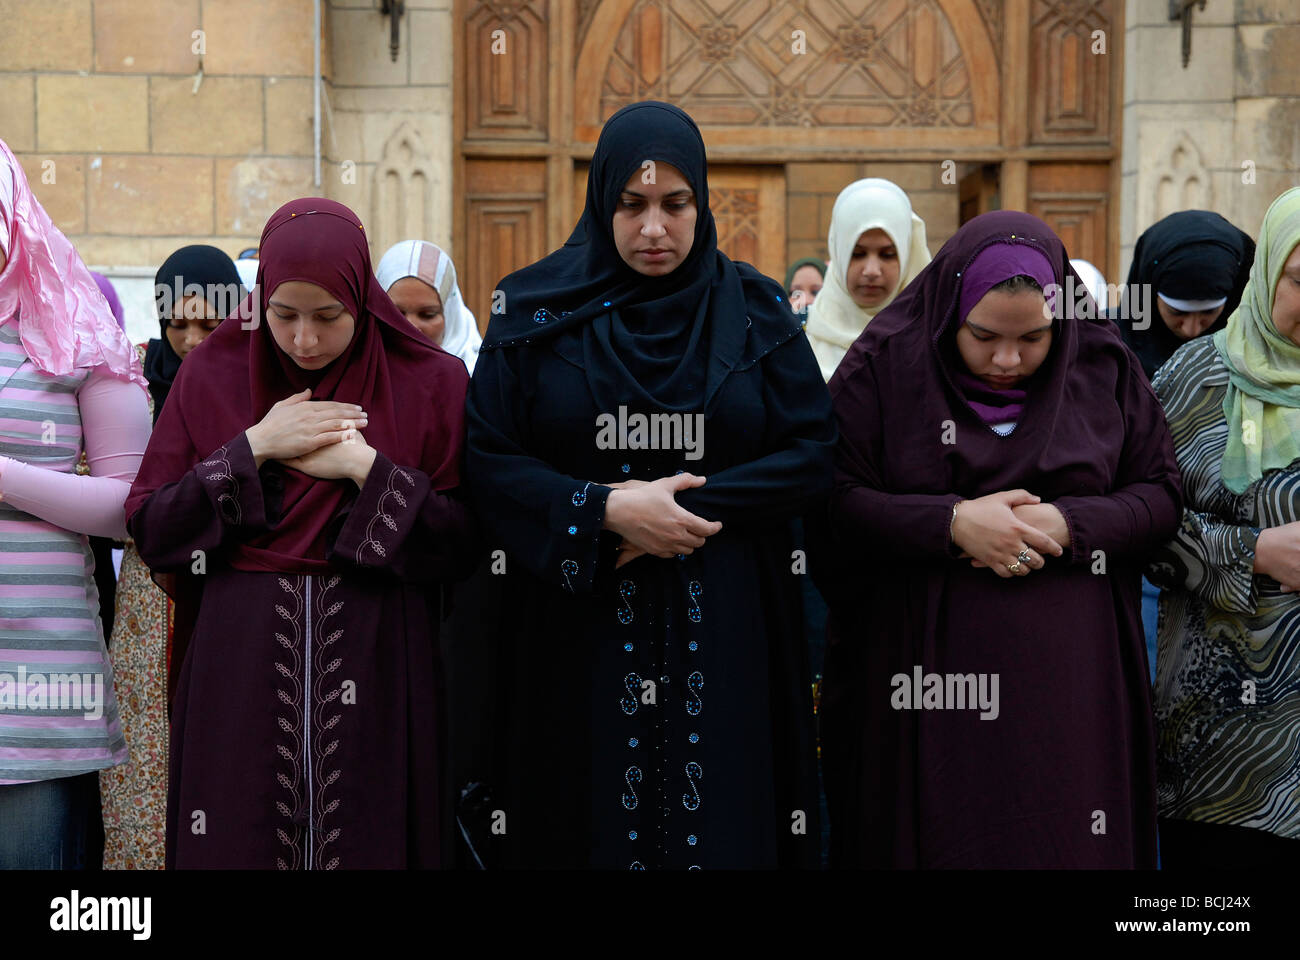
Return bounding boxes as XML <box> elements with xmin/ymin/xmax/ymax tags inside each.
<box><xmin>245</xmin><ymin>388</ymin><xmax>369</xmax><ymax>467</ymax></box>
<box><xmin>951</xmin><ymin>489</ymin><xmax>1064</xmax><ymax>578</ymax></box>
<box><xmin>603</xmin><ymin>473</ymin><xmax>723</xmax><ymax>559</ymax></box>
<box><xmin>1253</xmin><ymin>523</ymin><xmax>1300</xmax><ymax>590</ymax></box>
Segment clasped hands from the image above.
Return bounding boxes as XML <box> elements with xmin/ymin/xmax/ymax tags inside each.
<box><xmin>602</xmin><ymin>473</ymin><xmax>722</xmax><ymax>569</ymax></box>
<box><xmin>951</xmin><ymin>489</ymin><xmax>1070</xmax><ymax>579</ymax></box>
<box><xmin>245</xmin><ymin>388</ymin><xmax>377</xmax><ymax>489</ymax></box>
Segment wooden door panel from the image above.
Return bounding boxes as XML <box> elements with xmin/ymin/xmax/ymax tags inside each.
<box><xmin>1027</xmin><ymin>162</ymin><xmax>1110</xmax><ymax>279</ymax></box>
<box><xmin>464</xmin><ymin>159</ymin><xmax>548</xmax><ymax>336</ymax></box>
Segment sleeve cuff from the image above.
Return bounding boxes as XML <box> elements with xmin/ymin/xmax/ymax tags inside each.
<box><xmin>549</xmin><ymin>480</ymin><xmax>613</xmax><ymax>593</ymax></box>
<box><xmin>197</xmin><ymin>432</ymin><xmax>270</xmax><ymax>529</ymax></box>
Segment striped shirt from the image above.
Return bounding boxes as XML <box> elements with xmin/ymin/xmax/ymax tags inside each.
<box><xmin>0</xmin><ymin>317</ymin><xmax>131</xmax><ymax>783</ymax></box>
<box><xmin>1149</xmin><ymin>335</ymin><xmax>1300</xmax><ymax>839</ymax></box>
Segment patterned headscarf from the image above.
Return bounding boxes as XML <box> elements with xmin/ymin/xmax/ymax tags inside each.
<box><xmin>376</xmin><ymin>240</ymin><xmax>481</xmax><ymax>374</ymax></box>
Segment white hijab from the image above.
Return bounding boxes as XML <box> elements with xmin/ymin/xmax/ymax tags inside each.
<box><xmin>376</xmin><ymin>240</ymin><xmax>481</xmax><ymax>374</ymax></box>
<box><xmin>1069</xmin><ymin>258</ymin><xmax>1108</xmax><ymax>311</ymax></box>
<box><xmin>803</xmin><ymin>178</ymin><xmax>930</xmax><ymax>381</ymax></box>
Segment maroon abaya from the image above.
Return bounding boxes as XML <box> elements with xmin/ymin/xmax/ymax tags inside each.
<box><xmin>126</xmin><ymin>199</ymin><xmax>475</xmax><ymax>868</ymax></box>
<box><xmin>815</xmin><ymin>211</ymin><xmax>1182</xmax><ymax>868</ymax></box>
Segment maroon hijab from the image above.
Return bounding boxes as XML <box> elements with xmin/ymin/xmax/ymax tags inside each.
<box><xmin>126</xmin><ymin>198</ymin><xmax>468</xmax><ymax>573</ymax></box>
<box><xmin>829</xmin><ymin>210</ymin><xmax>1144</xmax><ymax>501</ymax></box>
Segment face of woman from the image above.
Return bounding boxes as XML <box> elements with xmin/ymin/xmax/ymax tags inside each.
<box><xmin>164</xmin><ymin>294</ymin><xmax>223</xmax><ymax>360</ymax></box>
<box><xmin>387</xmin><ymin>276</ymin><xmax>445</xmax><ymax>344</ymax></box>
<box><xmin>612</xmin><ymin>161</ymin><xmax>697</xmax><ymax>277</ymax></box>
<box><xmin>789</xmin><ymin>265</ymin><xmax>823</xmax><ymax>313</ymax></box>
<box><xmin>1156</xmin><ymin>297</ymin><xmax>1223</xmax><ymax>340</ymax></box>
<box><xmin>266</xmin><ymin>280</ymin><xmax>357</xmax><ymax>369</ymax></box>
<box><xmin>1269</xmin><ymin>242</ymin><xmax>1300</xmax><ymax>345</ymax></box>
<box><xmin>846</xmin><ymin>228</ymin><xmax>901</xmax><ymax>309</ymax></box>
<box><xmin>955</xmin><ymin>288</ymin><xmax>1054</xmax><ymax>389</ymax></box>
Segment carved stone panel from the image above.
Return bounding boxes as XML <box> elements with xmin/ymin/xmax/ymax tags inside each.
<box><xmin>372</xmin><ymin>121</ymin><xmax>438</xmax><ymax>257</ymax></box>
<box><xmin>1154</xmin><ymin>131</ymin><xmax>1211</xmax><ymax>221</ymax></box>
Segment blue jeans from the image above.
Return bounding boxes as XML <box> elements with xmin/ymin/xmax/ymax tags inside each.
<box><xmin>0</xmin><ymin>773</ymin><xmax>98</xmax><ymax>869</ymax></box>
<box><xmin>1141</xmin><ymin>577</ymin><xmax>1159</xmax><ymax>684</ymax></box>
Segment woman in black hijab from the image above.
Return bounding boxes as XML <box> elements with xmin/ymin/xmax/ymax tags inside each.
<box><xmin>461</xmin><ymin>101</ymin><xmax>834</xmax><ymax>869</ymax></box>
<box><xmin>1113</xmin><ymin>210</ymin><xmax>1254</xmax><ymax>380</ymax></box>
<box><xmin>143</xmin><ymin>245</ymin><xmax>246</xmax><ymax>422</ymax></box>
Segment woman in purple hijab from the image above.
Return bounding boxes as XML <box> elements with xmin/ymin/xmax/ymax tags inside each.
<box><xmin>815</xmin><ymin>211</ymin><xmax>1182</xmax><ymax>868</ymax></box>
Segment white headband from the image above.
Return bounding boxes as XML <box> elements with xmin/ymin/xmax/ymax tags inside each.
<box><xmin>1157</xmin><ymin>291</ymin><xmax>1228</xmax><ymax>313</ymax></box>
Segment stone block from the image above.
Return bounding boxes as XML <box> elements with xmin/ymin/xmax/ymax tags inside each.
<box><xmin>215</xmin><ymin>157</ymin><xmax>315</xmax><ymax>235</ymax></box>
<box><xmin>0</xmin><ymin>75</ymin><xmax>36</xmax><ymax>153</ymax></box>
<box><xmin>330</xmin><ymin>7</ymin><xmax>410</xmax><ymax>87</ymax></box>
<box><xmin>266</xmin><ymin>77</ymin><xmax>315</xmax><ymax>156</ymax></box>
<box><xmin>17</xmin><ymin>154</ymin><xmax>86</xmax><ymax>234</ymax></box>
<box><xmin>202</xmin><ymin>0</ymin><xmax>316</xmax><ymax>76</ymax></box>
<box><xmin>1127</xmin><ymin>25</ymin><xmax>1234</xmax><ymax>103</ymax></box>
<box><xmin>94</xmin><ymin>0</ymin><xmax>201</xmax><ymax>74</ymax></box>
<box><xmin>37</xmin><ymin>76</ymin><xmax>150</xmax><ymax>153</ymax></box>
<box><xmin>88</xmin><ymin>155</ymin><xmax>214</xmax><ymax>236</ymax></box>
<box><xmin>0</xmin><ymin>0</ymin><xmax>92</xmax><ymax>70</ymax></box>
<box><xmin>151</xmin><ymin>77</ymin><xmax>264</xmax><ymax>154</ymax></box>
<box><xmin>409</xmin><ymin>10</ymin><xmax>452</xmax><ymax>85</ymax></box>
<box><xmin>1237</xmin><ymin>25</ymin><xmax>1300</xmax><ymax>97</ymax></box>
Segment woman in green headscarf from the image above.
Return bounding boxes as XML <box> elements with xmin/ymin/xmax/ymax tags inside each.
<box><xmin>1147</xmin><ymin>186</ymin><xmax>1300</xmax><ymax>868</ymax></box>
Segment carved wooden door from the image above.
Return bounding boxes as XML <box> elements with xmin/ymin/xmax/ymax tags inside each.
<box><xmin>455</xmin><ymin>0</ymin><xmax>1124</xmax><ymax>328</ymax></box>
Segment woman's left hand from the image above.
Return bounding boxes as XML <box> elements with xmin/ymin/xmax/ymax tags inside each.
<box><xmin>968</xmin><ymin>503</ymin><xmax>1070</xmax><ymax>569</ymax></box>
<box><xmin>281</xmin><ymin>428</ymin><xmax>377</xmax><ymax>488</ymax></box>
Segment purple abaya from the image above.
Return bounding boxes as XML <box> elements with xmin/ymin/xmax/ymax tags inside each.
<box><xmin>815</xmin><ymin>211</ymin><xmax>1182</xmax><ymax>868</ymax></box>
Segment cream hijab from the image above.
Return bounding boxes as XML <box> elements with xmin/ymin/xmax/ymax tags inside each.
<box><xmin>376</xmin><ymin>240</ymin><xmax>481</xmax><ymax>374</ymax></box>
<box><xmin>803</xmin><ymin>178</ymin><xmax>930</xmax><ymax>380</ymax></box>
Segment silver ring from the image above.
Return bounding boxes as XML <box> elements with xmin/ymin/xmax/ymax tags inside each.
<box><xmin>1017</xmin><ymin>550</ymin><xmax>1032</xmax><ymax>564</ymax></box>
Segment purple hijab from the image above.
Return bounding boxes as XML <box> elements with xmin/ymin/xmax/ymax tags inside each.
<box><xmin>949</xmin><ymin>242</ymin><xmax>1055</xmax><ymax>427</ymax></box>
<box><xmin>90</xmin><ymin>271</ymin><xmax>125</xmax><ymax>331</ymax></box>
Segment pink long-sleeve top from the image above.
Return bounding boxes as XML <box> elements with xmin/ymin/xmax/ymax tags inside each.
<box><xmin>0</xmin><ymin>314</ymin><xmax>152</xmax><ymax>783</ymax></box>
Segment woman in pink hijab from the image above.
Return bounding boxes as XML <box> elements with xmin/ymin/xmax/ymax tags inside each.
<box><xmin>0</xmin><ymin>137</ymin><xmax>152</xmax><ymax>869</ymax></box>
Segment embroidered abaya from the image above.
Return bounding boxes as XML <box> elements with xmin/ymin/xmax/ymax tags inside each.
<box><xmin>126</xmin><ymin>199</ymin><xmax>475</xmax><ymax>869</ymax></box>
<box><xmin>460</xmin><ymin>102</ymin><xmax>834</xmax><ymax>869</ymax></box>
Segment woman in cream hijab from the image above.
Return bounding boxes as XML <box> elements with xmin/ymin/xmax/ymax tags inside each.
<box><xmin>803</xmin><ymin>178</ymin><xmax>930</xmax><ymax>381</ymax></box>
<box><xmin>376</xmin><ymin>239</ymin><xmax>482</xmax><ymax>374</ymax></box>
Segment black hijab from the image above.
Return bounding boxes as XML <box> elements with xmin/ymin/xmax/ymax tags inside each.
<box><xmin>144</xmin><ymin>244</ymin><xmax>245</xmax><ymax>423</ymax></box>
<box><xmin>482</xmin><ymin>101</ymin><xmax>800</xmax><ymax>413</ymax></box>
<box><xmin>1114</xmin><ymin>210</ymin><xmax>1254</xmax><ymax>379</ymax></box>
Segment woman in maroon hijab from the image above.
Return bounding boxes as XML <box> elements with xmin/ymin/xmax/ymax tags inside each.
<box><xmin>125</xmin><ymin>198</ymin><xmax>475</xmax><ymax>869</ymax></box>
<box><xmin>815</xmin><ymin>211</ymin><xmax>1182</xmax><ymax>868</ymax></box>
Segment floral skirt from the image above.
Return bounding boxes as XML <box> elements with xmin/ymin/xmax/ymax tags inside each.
<box><xmin>99</xmin><ymin>543</ymin><xmax>170</xmax><ymax>870</ymax></box>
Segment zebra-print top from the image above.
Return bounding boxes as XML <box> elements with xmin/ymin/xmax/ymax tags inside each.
<box><xmin>1149</xmin><ymin>335</ymin><xmax>1300</xmax><ymax>838</ymax></box>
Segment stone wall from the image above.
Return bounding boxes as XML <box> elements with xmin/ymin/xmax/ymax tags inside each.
<box><xmin>1120</xmin><ymin>0</ymin><xmax>1300</xmax><ymax>282</ymax></box>
<box><xmin>0</xmin><ymin>0</ymin><xmax>453</xmax><ymax>342</ymax></box>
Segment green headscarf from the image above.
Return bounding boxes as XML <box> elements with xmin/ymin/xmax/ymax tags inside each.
<box><xmin>1214</xmin><ymin>186</ymin><xmax>1300</xmax><ymax>493</ymax></box>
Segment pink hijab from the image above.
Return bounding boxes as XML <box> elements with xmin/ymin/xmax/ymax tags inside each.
<box><xmin>0</xmin><ymin>138</ymin><xmax>144</xmax><ymax>388</ymax></box>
